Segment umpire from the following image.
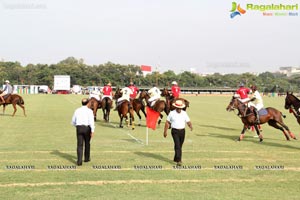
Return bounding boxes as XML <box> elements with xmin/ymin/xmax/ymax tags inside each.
<box><xmin>163</xmin><ymin>99</ymin><xmax>193</xmax><ymax>166</ymax></box>
<box><xmin>71</xmin><ymin>98</ymin><xmax>95</xmax><ymax>166</ymax></box>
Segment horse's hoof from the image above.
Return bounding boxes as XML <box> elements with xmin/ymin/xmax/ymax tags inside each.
<box><xmin>259</xmin><ymin>138</ymin><xmax>263</xmax><ymax>142</ymax></box>
<box><xmin>120</xmin><ymin>126</ymin><xmax>123</xmax><ymax>128</ymax></box>
<box><xmin>132</xmin><ymin>128</ymin><xmax>135</xmax><ymax>130</ymax></box>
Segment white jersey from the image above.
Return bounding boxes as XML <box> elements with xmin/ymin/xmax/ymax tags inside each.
<box><xmin>148</xmin><ymin>87</ymin><xmax>161</xmax><ymax>102</ymax></box>
<box><xmin>89</xmin><ymin>91</ymin><xmax>100</xmax><ymax>101</ymax></box>
<box><xmin>249</xmin><ymin>90</ymin><xmax>264</xmax><ymax>110</ymax></box>
<box><xmin>117</xmin><ymin>87</ymin><xmax>133</xmax><ymax>102</ymax></box>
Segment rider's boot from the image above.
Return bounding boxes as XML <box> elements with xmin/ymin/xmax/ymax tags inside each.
<box><xmin>254</xmin><ymin>109</ymin><xmax>260</xmax><ymax>124</ymax></box>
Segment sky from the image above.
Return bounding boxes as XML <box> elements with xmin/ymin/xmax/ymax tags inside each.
<box><xmin>0</xmin><ymin>0</ymin><xmax>299</xmax><ymax>74</ymax></box>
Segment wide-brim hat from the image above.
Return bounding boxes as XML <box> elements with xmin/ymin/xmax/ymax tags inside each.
<box><xmin>172</xmin><ymin>100</ymin><xmax>185</xmax><ymax>109</ymax></box>
<box><xmin>5</xmin><ymin>80</ymin><xmax>9</xmax><ymax>83</ymax></box>
<box><xmin>172</xmin><ymin>81</ymin><xmax>177</xmax><ymax>85</ymax></box>
<box><xmin>107</xmin><ymin>82</ymin><xmax>111</xmax><ymax>86</ymax></box>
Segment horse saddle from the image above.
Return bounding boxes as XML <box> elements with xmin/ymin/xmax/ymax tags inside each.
<box><xmin>149</xmin><ymin>100</ymin><xmax>158</xmax><ymax>109</ymax></box>
<box><xmin>3</xmin><ymin>94</ymin><xmax>11</xmax><ymax>100</ymax></box>
<box><xmin>258</xmin><ymin>108</ymin><xmax>268</xmax><ymax>116</ymax></box>
<box><xmin>117</xmin><ymin>100</ymin><xmax>131</xmax><ymax>108</ymax></box>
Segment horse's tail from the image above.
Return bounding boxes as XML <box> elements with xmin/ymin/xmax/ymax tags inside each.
<box><xmin>19</xmin><ymin>96</ymin><xmax>25</xmax><ymax>105</ymax></box>
<box><xmin>105</xmin><ymin>97</ymin><xmax>109</xmax><ymax>110</ymax></box>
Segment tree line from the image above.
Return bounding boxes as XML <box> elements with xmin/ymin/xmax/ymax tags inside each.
<box><xmin>0</xmin><ymin>57</ymin><xmax>299</xmax><ymax>93</ymax></box>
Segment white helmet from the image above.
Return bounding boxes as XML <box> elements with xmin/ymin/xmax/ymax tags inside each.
<box><xmin>171</xmin><ymin>81</ymin><xmax>177</xmax><ymax>85</ymax></box>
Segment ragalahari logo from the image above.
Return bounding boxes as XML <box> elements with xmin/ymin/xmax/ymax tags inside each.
<box><xmin>230</xmin><ymin>2</ymin><xmax>246</xmax><ymax>18</ymax></box>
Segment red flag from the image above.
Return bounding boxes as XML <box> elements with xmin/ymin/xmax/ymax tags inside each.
<box><xmin>146</xmin><ymin>107</ymin><xmax>160</xmax><ymax>130</ymax></box>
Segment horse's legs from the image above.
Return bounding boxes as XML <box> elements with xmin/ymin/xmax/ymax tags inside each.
<box><xmin>2</xmin><ymin>104</ymin><xmax>5</xmax><ymax>115</ymax></box>
<box><xmin>267</xmin><ymin>120</ymin><xmax>290</xmax><ymax>140</ymax></box>
<box><xmin>254</xmin><ymin>125</ymin><xmax>263</xmax><ymax>142</ymax></box>
<box><xmin>275</xmin><ymin>120</ymin><xmax>296</xmax><ymax>140</ymax></box>
<box><xmin>107</xmin><ymin>110</ymin><xmax>110</xmax><ymax>122</ymax></box>
<box><xmin>17</xmin><ymin>104</ymin><xmax>26</xmax><ymax>117</ymax></box>
<box><xmin>93</xmin><ymin>107</ymin><xmax>97</xmax><ymax>121</ymax></box>
<box><xmin>238</xmin><ymin>125</ymin><xmax>247</xmax><ymax>141</ymax></box>
<box><xmin>135</xmin><ymin>110</ymin><xmax>142</xmax><ymax>126</ymax></box>
<box><xmin>12</xmin><ymin>103</ymin><xmax>17</xmax><ymax>117</ymax></box>
<box><xmin>130</xmin><ymin>109</ymin><xmax>135</xmax><ymax>130</ymax></box>
<box><xmin>119</xmin><ymin>114</ymin><xmax>124</xmax><ymax>128</ymax></box>
<box><xmin>141</xmin><ymin>106</ymin><xmax>147</xmax><ymax>118</ymax></box>
<box><xmin>158</xmin><ymin>114</ymin><xmax>163</xmax><ymax>125</ymax></box>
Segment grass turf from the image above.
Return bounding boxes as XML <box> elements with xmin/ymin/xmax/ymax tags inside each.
<box><xmin>0</xmin><ymin>94</ymin><xmax>300</xmax><ymax>199</ymax></box>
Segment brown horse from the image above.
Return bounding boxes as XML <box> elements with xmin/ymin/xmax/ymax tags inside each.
<box><xmin>114</xmin><ymin>88</ymin><xmax>135</xmax><ymax>129</ymax></box>
<box><xmin>131</xmin><ymin>98</ymin><xmax>147</xmax><ymax>126</ymax></box>
<box><xmin>139</xmin><ymin>90</ymin><xmax>168</xmax><ymax>124</ymax></box>
<box><xmin>284</xmin><ymin>92</ymin><xmax>300</xmax><ymax>125</ymax></box>
<box><xmin>88</xmin><ymin>97</ymin><xmax>101</xmax><ymax>121</ymax></box>
<box><xmin>161</xmin><ymin>88</ymin><xmax>190</xmax><ymax>114</ymax></box>
<box><xmin>226</xmin><ymin>96</ymin><xmax>296</xmax><ymax>142</ymax></box>
<box><xmin>101</xmin><ymin>97</ymin><xmax>112</xmax><ymax>122</ymax></box>
<box><xmin>0</xmin><ymin>91</ymin><xmax>26</xmax><ymax>117</ymax></box>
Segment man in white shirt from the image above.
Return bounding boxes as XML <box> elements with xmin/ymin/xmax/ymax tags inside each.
<box><xmin>163</xmin><ymin>100</ymin><xmax>193</xmax><ymax>166</ymax></box>
<box><xmin>114</xmin><ymin>87</ymin><xmax>133</xmax><ymax>111</ymax></box>
<box><xmin>148</xmin><ymin>86</ymin><xmax>161</xmax><ymax>107</ymax></box>
<box><xmin>71</xmin><ymin>98</ymin><xmax>95</xmax><ymax>166</ymax></box>
<box><xmin>249</xmin><ymin>85</ymin><xmax>264</xmax><ymax>124</ymax></box>
<box><xmin>0</xmin><ymin>80</ymin><xmax>13</xmax><ymax>104</ymax></box>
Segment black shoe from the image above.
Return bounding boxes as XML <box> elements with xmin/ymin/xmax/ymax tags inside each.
<box><xmin>77</xmin><ymin>162</ymin><xmax>82</xmax><ymax>166</ymax></box>
<box><xmin>84</xmin><ymin>159</ymin><xmax>90</xmax><ymax>162</ymax></box>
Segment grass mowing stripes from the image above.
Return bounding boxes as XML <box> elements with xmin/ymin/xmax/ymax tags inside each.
<box><xmin>0</xmin><ymin>94</ymin><xmax>300</xmax><ymax>199</ymax></box>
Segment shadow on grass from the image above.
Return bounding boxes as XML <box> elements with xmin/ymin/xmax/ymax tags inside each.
<box><xmin>122</xmin><ymin>139</ymin><xmax>144</xmax><ymax>144</ymax></box>
<box><xmin>204</xmin><ymin>132</ymin><xmax>300</xmax><ymax>150</ymax></box>
<box><xmin>134</xmin><ymin>152</ymin><xmax>174</xmax><ymax>164</ymax></box>
<box><xmin>198</xmin><ymin>132</ymin><xmax>238</xmax><ymax>141</ymax></box>
<box><xmin>248</xmin><ymin>139</ymin><xmax>300</xmax><ymax>150</ymax></box>
<box><xmin>199</xmin><ymin>124</ymin><xmax>239</xmax><ymax>131</ymax></box>
<box><xmin>51</xmin><ymin>150</ymin><xmax>77</xmax><ymax>164</ymax></box>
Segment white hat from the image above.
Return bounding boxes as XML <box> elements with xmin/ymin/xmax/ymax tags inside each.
<box><xmin>107</xmin><ymin>82</ymin><xmax>111</xmax><ymax>86</ymax></box>
<box><xmin>171</xmin><ymin>81</ymin><xmax>177</xmax><ymax>85</ymax></box>
<box><xmin>5</xmin><ymin>80</ymin><xmax>9</xmax><ymax>83</ymax></box>
<box><xmin>172</xmin><ymin>100</ymin><xmax>185</xmax><ymax>109</ymax></box>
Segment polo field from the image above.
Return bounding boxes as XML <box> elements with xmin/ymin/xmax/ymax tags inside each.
<box><xmin>1</xmin><ymin>94</ymin><xmax>300</xmax><ymax>200</ymax></box>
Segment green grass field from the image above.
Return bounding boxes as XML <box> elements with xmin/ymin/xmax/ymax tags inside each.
<box><xmin>1</xmin><ymin>94</ymin><xmax>300</xmax><ymax>200</ymax></box>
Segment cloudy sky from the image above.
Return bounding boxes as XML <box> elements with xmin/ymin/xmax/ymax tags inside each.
<box><xmin>0</xmin><ymin>0</ymin><xmax>299</xmax><ymax>74</ymax></box>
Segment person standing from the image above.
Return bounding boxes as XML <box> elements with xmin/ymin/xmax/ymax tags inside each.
<box><xmin>163</xmin><ymin>99</ymin><xmax>193</xmax><ymax>166</ymax></box>
<box><xmin>71</xmin><ymin>98</ymin><xmax>95</xmax><ymax>166</ymax></box>
<box><xmin>0</xmin><ymin>80</ymin><xmax>13</xmax><ymax>104</ymax></box>
<box><xmin>171</xmin><ymin>81</ymin><xmax>181</xmax><ymax>99</ymax></box>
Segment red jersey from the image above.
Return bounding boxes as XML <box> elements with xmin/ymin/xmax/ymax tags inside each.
<box><xmin>128</xmin><ymin>85</ymin><xmax>139</xmax><ymax>99</ymax></box>
<box><xmin>102</xmin><ymin>85</ymin><xmax>112</xmax><ymax>96</ymax></box>
<box><xmin>171</xmin><ymin>85</ymin><xmax>181</xmax><ymax>98</ymax></box>
<box><xmin>236</xmin><ymin>87</ymin><xmax>250</xmax><ymax>99</ymax></box>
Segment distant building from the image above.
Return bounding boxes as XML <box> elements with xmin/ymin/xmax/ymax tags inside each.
<box><xmin>279</xmin><ymin>67</ymin><xmax>300</xmax><ymax>77</ymax></box>
<box><xmin>141</xmin><ymin>65</ymin><xmax>152</xmax><ymax>77</ymax></box>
